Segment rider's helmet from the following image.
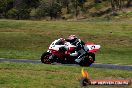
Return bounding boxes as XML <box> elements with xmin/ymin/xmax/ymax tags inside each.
<box><xmin>67</xmin><ymin>35</ymin><xmax>78</xmax><ymax>45</ymax></box>
<box><xmin>60</xmin><ymin>38</ymin><xmax>65</xmax><ymax>44</ymax></box>
<box><xmin>68</xmin><ymin>35</ymin><xmax>77</xmax><ymax>40</ymax></box>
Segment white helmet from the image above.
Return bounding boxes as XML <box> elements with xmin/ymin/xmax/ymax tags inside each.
<box><xmin>68</xmin><ymin>35</ymin><xmax>77</xmax><ymax>40</ymax></box>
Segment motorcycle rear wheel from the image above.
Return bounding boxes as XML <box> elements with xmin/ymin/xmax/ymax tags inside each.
<box><xmin>79</xmin><ymin>53</ymin><xmax>95</xmax><ymax>67</ymax></box>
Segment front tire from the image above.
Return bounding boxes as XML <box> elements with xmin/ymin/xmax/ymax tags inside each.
<box><xmin>41</xmin><ymin>52</ymin><xmax>53</xmax><ymax>64</ymax></box>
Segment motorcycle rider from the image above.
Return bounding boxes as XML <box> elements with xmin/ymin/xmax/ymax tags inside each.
<box><xmin>65</xmin><ymin>35</ymin><xmax>88</xmax><ymax>64</ymax></box>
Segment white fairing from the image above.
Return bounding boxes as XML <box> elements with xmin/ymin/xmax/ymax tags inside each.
<box><xmin>86</xmin><ymin>45</ymin><xmax>101</xmax><ymax>51</ymax></box>
<box><xmin>48</xmin><ymin>40</ymin><xmax>65</xmax><ymax>51</ymax></box>
<box><xmin>48</xmin><ymin>40</ymin><xmax>76</xmax><ymax>51</ymax></box>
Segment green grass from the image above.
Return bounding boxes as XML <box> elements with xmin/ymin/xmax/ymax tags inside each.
<box><xmin>0</xmin><ymin>62</ymin><xmax>131</xmax><ymax>88</ymax></box>
<box><xmin>0</xmin><ymin>19</ymin><xmax>132</xmax><ymax>65</ymax></box>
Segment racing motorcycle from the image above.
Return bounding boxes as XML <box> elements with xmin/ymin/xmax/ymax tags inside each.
<box><xmin>41</xmin><ymin>39</ymin><xmax>101</xmax><ymax>66</ymax></box>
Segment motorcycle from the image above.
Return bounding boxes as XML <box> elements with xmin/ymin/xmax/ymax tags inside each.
<box><xmin>41</xmin><ymin>39</ymin><xmax>101</xmax><ymax>66</ymax></box>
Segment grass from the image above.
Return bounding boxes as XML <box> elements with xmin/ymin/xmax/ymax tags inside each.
<box><xmin>0</xmin><ymin>62</ymin><xmax>132</xmax><ymax>88</ymax></box>
<box><xmin>0</xmin><ymin>19</ymin><xmax>132</xmax><ymax>65</ymax></box>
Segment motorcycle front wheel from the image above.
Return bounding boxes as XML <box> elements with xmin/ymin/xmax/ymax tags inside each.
<box><xmin>41</xmin><ymin>52</ymin><xmax>53</xmax><ymax>64</ymax></box>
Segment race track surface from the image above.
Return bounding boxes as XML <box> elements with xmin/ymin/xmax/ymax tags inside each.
<box><xmin>0</xmin><ymin>58</ymin><xmax>132</xmax><ymax>71</ymax></box>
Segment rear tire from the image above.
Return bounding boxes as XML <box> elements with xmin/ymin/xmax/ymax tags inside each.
<box><xmin>79</xmin><ymin>53</ymin><xmax>95</xmax><ymax>67</ymax></box>
<box><xmin>41</xmin><ymin>52</ymin><xmax>53</xmax><ymax>64</ymax></box>
<box><xmin>88</xmin><ymin>52</ymin><xmax>95</xmax><ymax>64</ymax></box>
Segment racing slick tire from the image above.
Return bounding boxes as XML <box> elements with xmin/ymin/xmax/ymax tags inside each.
<box><xmin>41</xmin><ymin>52</ymin><xmax>53</xmax><ymax>64</ymax></box>
<box><xmin>79</xmin><ymin>53</ymin><xmax>95</xmax><ymax>67</ymax></box>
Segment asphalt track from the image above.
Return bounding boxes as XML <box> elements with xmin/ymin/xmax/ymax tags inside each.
<box><xmin>0</xmin><ymin>58</ymin><xmax>132</xmax><ymax>71</ymax></box>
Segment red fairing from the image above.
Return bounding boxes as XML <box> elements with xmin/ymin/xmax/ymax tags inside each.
<box><xmin>49</xmin><ymin>49</ymin><xmax>63</xmax><ymax>59</ymax></box>
<box><xmin>66</xmin><ymin>47</ymin><xmax>75</xmax><ymax>55</ymax></box>
<box><xmin>85</xmin><ymin>42</ymin><xmax>100</xmax><ymax>53</ymax></box>
<box><xmin>69</xmin><ymin>47</ymin><xmax>75</xmax><ymax>52</ymax></box>
<box><xmin>89</xmin><ymin>49</ymin><xmax>99</xmax><ymax>53</ymax></box>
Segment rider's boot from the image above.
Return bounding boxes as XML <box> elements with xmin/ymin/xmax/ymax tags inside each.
<box><xmin>75</xmin><ymin>58</ymin><xmax>81</xmax><ymax>64</ymax></box>
<box><xmin>75</xmin><ymin>55</ymin><xmax>85</xmax><ymax>64</ymax></box>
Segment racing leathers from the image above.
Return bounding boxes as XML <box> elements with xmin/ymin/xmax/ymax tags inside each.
<box><xmin>65</xmin><ymin>38</ymin><xmax>88</xmax><ymax>63</ymax></box>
